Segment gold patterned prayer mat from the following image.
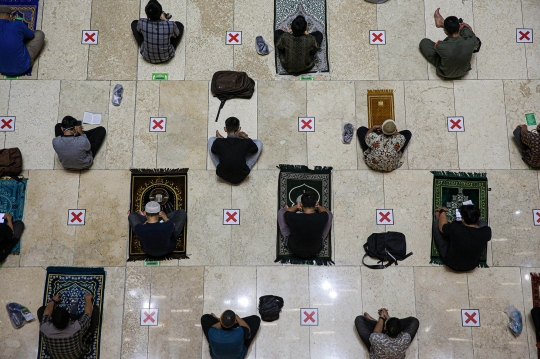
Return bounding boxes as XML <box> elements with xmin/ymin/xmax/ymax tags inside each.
<box><xmin>275</xmin><ymin>0</ymin><xmax>329</xmax><ymax>75</ymax></box>
<box><xmin>367</xmin><ymin>89</ymin><xmax>395</xmax><ymax>127</ymax></box>
<box><xmin>128</xmin><ymin>168</ymin><xmax>188</xmax><ymax>261</ymax></box>
<box><xmin>276</xmin><ymin>164</ymin><xmax>333</xmax><ymax>265</ymax></box>
<box><xmin>38</xmin><ymin>267</ymin><xmax>105</xmax><ymax>359</ymax></box>
<box><xmin>431</xmin><ymin>171</ymin><xmax>488</xmax><ymax>267</ymax></box>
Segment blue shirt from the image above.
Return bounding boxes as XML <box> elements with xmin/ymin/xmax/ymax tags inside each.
<box><xmin>0</xmin><ymin>19</ymin><xmax>34</xmax><ymax>76</ymax></box>
<box><xmin>208</xmin><ymin>327</ymin><xmax>248</xmax><ymax>359</ymax></box>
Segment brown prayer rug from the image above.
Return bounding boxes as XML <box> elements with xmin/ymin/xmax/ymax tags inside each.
<box><xmin>367</xmin><ymin>89</ymin><xmax>395</xmax><ymax>127</ymax></box>
<box><xmin>128</xmin><ymin>168</ymin><xmax>188</xmax><ymax>261</ymax></box>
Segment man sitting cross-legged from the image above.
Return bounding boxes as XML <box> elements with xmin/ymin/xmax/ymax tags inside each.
<box><xmin>201</xmin><ymin>309</ymin><xmax>261</xmax><ymax>359</ymax></box>
<box><xmin>513</xmin><ymin>124</ymin><xmax>540</xmax><ymax>168</ymax></box>
<box><xmin>432</xmin><ymin>204</ymin><xmax>491</xmax><ymax>272</ymax></box>
<box><xmin>355</xmin><ymin>308</ymin><xmax>419</xmax><ymax>359</ymax></box>
<box><xmin>38</xmin><ymin>293</ymin><xmax>100</xmax><ymax>359</ymax></box>
<box><xmin>208</xmin><ymin>117</ymin><xmax>263</xmax><ymax>185</ymax></box>
<box><xmin>131</xmin><ymin>0</ymin><xmax>184</xmax><ymax>64</ymax></box>
<box><xmin>0</xmin><ymin>212</ymin><xmax>24</xmax><ymax>264</ymax></box>
<box><xmin>128</xmin><ymin>201</ymin><xmax>187</xmax><ymax>258</ymax></box>
<box><xmin>277</xmin><ymin>191</ymin><xmax>333</xmax><ymax>259</ymax></box>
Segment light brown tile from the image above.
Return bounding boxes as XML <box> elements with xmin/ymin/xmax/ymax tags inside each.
<box><xmin>74</xmin><ymin>170</ymin><xmax>130</xmax><ymax>266</ymax></box>
<box><xmin>106</xmin><ymin>81</ymin><xmax>136</xmax><ymax>169</ymax></box>
<box><xmin>100</xmin><ymin>267</ymin><xmax>126</xmax><ymax>359</ymax></box>
<box><xmin>257</xmin><ymin>81</ymin><xmax>307</xmax><ymax>169</ymax></box>
<box><xmin>148</xmin><ymin>267</ymin><xmax>204</xmax><ymax>358</ymax></box>
<box><xmin>87</xmin><ymin>0</ymin><xmax>139</xmax><ymax>80</ymax></box>
<box><xmin>122</xmin><ymin>267</ymin><xmax>151</xmax><ymax>358</ymax></box>
<box><xmin>185</xmin><ymin>0</ymin><xmax>234</xmax><ymax>80</ymax></box>
<box><xmin>38</xmin><ymin>0</ymin><xmax>91</xmax><ymax>80</ymax></box>
<box><xmin>6</xmin><ymin>81</ymin><xmax>60</xmax><ymax>169</ymax></box>
<box><xmin>404</xmin><ymin>81</ymin><xmax>458</xmax><ymax>169</ymax></box>
<box><xmin>520</xmin><ymin>268</ymin><xmax>540</xmax><ymax>359</ymax></box>
<box><xmin>20</xmin><ymin>170</ymin><xmax>79</xmax><ymax>267</ymax></box>
<box><xmin>157</xmin><ymin>81</ymin><xmax>208</xmax><ymax>169</ymax></box>
<box><xmin>132</xmin><ymin>80</ymin><xmax>159</xmax><ymax>168</ymax></box>
<box><xmin>522</xmin><ymin>0</ymin><xmax>540</xmax><ymax>79</ymax></box>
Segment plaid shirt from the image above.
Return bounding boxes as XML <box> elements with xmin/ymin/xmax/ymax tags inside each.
<box><xmin>40</xmin><ymin>313</ymin><xmax>91</xmax><ymax>359</ymax></box>
<box><xmin>521</xmin><ymin>130</ymin><xmax>540</xmax><ymax>167</ymax></box>
<box><xmin>137</xmin><ymin>18</ymin><xmax>180</xmax><ymax>63</ymax></box>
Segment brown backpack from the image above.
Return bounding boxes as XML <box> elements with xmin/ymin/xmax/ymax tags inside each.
<box><xmin>211</xmin><ymin>71</ymin><xmax>255</xmax><ymax>122</ymax></box>
<box><xmin>0</xmin><ymin>148</ymin><xmax>22</xmax><ymax>177</ymax></box>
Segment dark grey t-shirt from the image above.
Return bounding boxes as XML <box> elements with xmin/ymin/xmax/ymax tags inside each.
<box><xmin>52</xmin><ymin>135</ymin><xmax>93</xmax><ymax>170</ymax></box>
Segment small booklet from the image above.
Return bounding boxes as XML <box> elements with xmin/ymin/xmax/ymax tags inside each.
<box><xmin>526</xmin><ymin>113</ymin><xmax>537</xmax><ymax>131</ymax></box>
<box><xmin>83</xmin><ymin>112</ymin><xmax>102</xmax><ymax>125</ymax></box>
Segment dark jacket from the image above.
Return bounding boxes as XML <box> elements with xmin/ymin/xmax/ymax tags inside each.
<box><xmin>211</xmin><ymin>136</ymin><xmax>258</xmax><ymax>184</ymax></box>
<box><xmin>276</xmin><ymin>33</ymin><xmax>319</xmax><ymax>75</ymax></box>
<box><xmin>434</xmin><ymin>27</ymin><xmax>479</xmax><ymax>79</ymax></box>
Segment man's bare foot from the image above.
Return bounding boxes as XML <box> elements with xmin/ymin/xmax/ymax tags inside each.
<box><xmin>364</xmin><ymin>312</ymin><xmax>376</xmax><ymax>321</ymax></box>
<box><xmin>537</xmin><ymin>342</ymin><xmax>540</xmax><ymax>349</ymax></box>
<box><xmin>435</xmin><ymin>210</ymin><xmax>440</xmax><ymax>219</ymax></box>
<box><xmin>434</xmin><ymin>8</ymin><xmax>445</xmax><ymax>28</ymax></box>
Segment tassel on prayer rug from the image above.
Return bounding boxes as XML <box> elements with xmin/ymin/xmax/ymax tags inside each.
<box><xmin>276</xmin><ymin>164</ymin><xmax>333</xmax><ymax>265</ymax></box>
<box><xmin>274</xmin><ymin>0</ymin><xmax>329</xmax><ymax>75</ymax></box>
<box><xmin>367</xmin><ymin>89</ymin><xmax>395</xmax><ymax>127</ymax></box>
<box><xmin>430</xmin><ymin>171</ymin><xmax>489</xmax><ymax>267</ymax></box>
<box><xmin>38</xmin><ymin>267</ymin><xmax>106</xmax><ymax>359</ymax></box>
<box><xmin>0</xmin><ymin>177</ymin><xmax>28</xmax><ymax>255</ymax></box>
<box><xmin>128</xmin><ymin>168</ymin><xmax>189</xmax><ymax>262</ymax></box>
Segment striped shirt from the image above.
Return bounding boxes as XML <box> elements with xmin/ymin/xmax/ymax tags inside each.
<box><xmin>40</xmin><ymin>313</ymin><xmax>92</xmax><ymax>359</ymax></box>
<box><xmin>136</xmin><ymin>18</ymin><xmax>180</xmax><ymax>63</ymax></box>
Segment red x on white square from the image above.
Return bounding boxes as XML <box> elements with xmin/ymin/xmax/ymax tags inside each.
<box><xmin>149</xmin><ymin>117</ymin><xmax>167</xmax><ymax>132</ymax></box>
<box><xmin>298</xmin><ymin>117</ymin><xmax>315</xmax><ymax>132</ymax></box>
<box><xmin>376</xmin><ymin>209</ymin><xmax>394</xmax><ymax>225</ymax></box>
<box><xmin>447</xmin><ymin>117</ymin><xmax>465</xmax><ymax>132</ymax></box>
<box><xmin>300</xmin><ymin>308</ymin><xmax>318</xmax><ymax>326</ymax></box>
<box><xmin>82</xmin><ymin>30</ymin><xmax>98</xmax><ymax>45</ymax></box>
<box><xmin>67</xmin><ymin>209</ymin><xmax>86</xmax><ymax>226</ymax></box>
<box><xmin>533</xmin><ymin>210</ymin><xmax>540</xmax><ymax>226</ymax></box>
<box><xmin>226</xmin><ymin>31</ymin><xmax>242</xmax><ymax>45</ymax></box>
<box><xmin>140</xmin><ymin>308</ymin><xmax>159</xmax><ymax>326</ymax></box>
<box><xmin>516</xmin><ymin>28</ymin><xmax>533</xmax><ymax>43</ymax></box>
<box><xmin>0</xmin><ymin>117</ymin><xmax>16</xmax><ymax>132</ymax></box>
<box><xmin>461</xmin><ymin>309</ymin><xmax>480</xmax><ymax>327</ymax></box>
<box><xmin>369</xmin><ymin>30</ymin><xmax>386</xmax><ymax>45</ymax></box>
<box><xmin>223</xmin><ymin>209</ymin><xmax>240</xmax><ymax>225</ymax></box>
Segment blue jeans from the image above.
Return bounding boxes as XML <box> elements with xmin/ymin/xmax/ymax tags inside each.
<box><xmin>207</xmin><ymin>137</ymin><xmax>263</xmax><ymax>169</ymax></box>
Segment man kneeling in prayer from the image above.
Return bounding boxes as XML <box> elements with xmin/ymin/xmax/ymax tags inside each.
<box><xmin>128</xmin><ymin>201</ymin><xmax>186</xmax><ymax>258</ymax></box>
<box><xmin>277</xmin><ymin>191</ymin><xmax>333</xmax><ymax>258</ymax></box>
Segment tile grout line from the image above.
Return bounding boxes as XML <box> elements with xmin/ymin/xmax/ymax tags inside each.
<box><xmin>518</xmin><ymin>268</ymin><xmax>532</xmax><ymax>358</ymax></box>
<box><xmin>86</xmin><ymin>1</ymin><xmax>92</xmax><ymax>81</ymax></box>
<box><xmin>118</xmin><ymin>266</ymin><xmax>128</xmax><ymax>358</ymax></box>
<box><xmin>466</xmin><ymin>272</ymin><xmax>475</xmax><ymax>357</ymax></box>
<box><xmin>519</xmin><ymin>0</ymin><xmax>530</xmax><ymax>80</ymax></box>
<box><xmin>411</xmin><ymin>267</ymin><xmax>418</xmax><ymax>356</ymax></box>
<box><xmin>452</xmin><ymin>81</ymin><xmax>460</xmax><ymax>169</ymax></box>
<box><xmin>130</xmin><ymin>80</ymin><xmax>139</xmax><ymax>168</ymax></box>
<box><xmin>201</xmin><ymin>266</ymin><xmax>207</xmax><ymax>359</ymax></box>
<box><xmin>147</xmin><ymin>266</ymin><xmax>153</xmax><ymax>358</ymax></box>
<box><xmin>156</xmin><ymin>82</ymin><xmax>161</xmax><ymax>167</ymax></box>
<box><xmin>73</xmin><ymin>169</ymin><xmax>82</xmax><ymax>267</ymax></box>
<box><xmin>501</xmin><ymin>81</ymin><xmax>513</xmax><ymax>170</ymax></box>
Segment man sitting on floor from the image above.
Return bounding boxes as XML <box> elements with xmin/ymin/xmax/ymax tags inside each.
<box><xmin>0</xmin><ymin>212</ymin><xmax>24</xmax><ymax>264</ymax></box>
<box><xmin>357</xmin><ymin>120</ymin><xmax>412</xmax><ymax>172</ymax></box>
<box><xmin>208</xmin><ymin>117</ymin><xmax>263</xmax><ymax>185</ymax></box>
<box><xmin>52</xmin><ymin>116</ymin><xmax>106</xmax><ymax>170</ymax></box>
<box><xmin>275</xmin><ymin>15</ymin><xmax>322</xmax><ymax>75</ymax></box>
<box><xmin>419</xmin><ymin>8</ymin><xmax>479</xmax><ymax>79</ymax></box>
<box><xmin>131</xmin><ymin>0</ymin><xmax>184</xmax><ymax>64</ymax></box>
<box><xmin>0</xmin><ymin>5</ymin><xmax>45</xmax><ymax>77</ymax></box>
<box><xmin>128</xmin><ymin>201</ymin><xmax>186</xmax><ymax>258</ymax></box>
<box><xmin>432</xmin><ymin>204</ymin><xmax>491</xmax><ymax>272</ymax></box>
<box><xmin>38</xmin><ymin>293</ymin><xmax>100</xmax><ymax>359</ymax></box>
<box><xmin>355</xmin><ymin>307</ymin><xmax>419</xmax><ymax>359</ymax></box>
<box><xmin>513</xmin><ymin>124</ymin><xmax>540</xmax><ymax>168</ymax></box>
<box><xmin>277</xmin><ymin>191</ymin><xmax>333</xmax><ymax>259</ymax></box>
<box><xmin>201</xmin><ymin>309</ymin><xmax>261</xmax><ymax>359</ymax></box>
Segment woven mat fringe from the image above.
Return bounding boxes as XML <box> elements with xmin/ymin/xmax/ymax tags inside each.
<box><xmin>274</xmin><ymin>257</ymin><xmax>334</xmax><ymax>266</ymax></box>
<box><xmin>431</xmin><ymin>171</ymin><xmax>487</xmax><ymax>179</ymax></box>
<box><xmin>430</xmin><ymin>257</ymin><xmax>489</xmax><ymax>268</ymax></box>
<box><xmin>130</xmin><ymin>168</ymin><xmax>189</xmax><ymax>175</ymax></box>
<box><xmin>127</xmin><ymin>253</ymin><xmax>189</xmax><ymax>262</ymax></box>
<box><xmin>277</xmin><ymin>164</ymin><xmax>333</xmax><ymax>172</ymax></box>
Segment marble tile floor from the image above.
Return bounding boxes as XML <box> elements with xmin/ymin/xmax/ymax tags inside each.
<box><xmin>1</xmin><ymin>0</ymin><xmax>540</xmax><ymax>358</ymax></box>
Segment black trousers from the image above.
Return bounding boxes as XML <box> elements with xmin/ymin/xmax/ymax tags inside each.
<box><xmin>274</xmin><ymin>29</ymin><xmax>323</xmax><ymax>47</ymax></box>
<box><xmin>354</xmin><ymin>316</ymin><xmax>419</xmax><ymax>351</ymax></box>
<box><xmin>38</xmin><ymin>305</ymin><xmax>100</xmax><ymax>343</ymax></box>
<box><xmin>201</xmin><ymin>314</ymin><xmax>261</xmax><ymax>349</ymax></box>
<box><xmin>54</xmin><ymin>123</ymin><xmax>107</xmax><ymax>158</ymax></box>
<box><xmin>0</xmin><ymin>221</ymin><xmax>24</xmax><ymax>263</ymax></box>
<box><xmin>356</xmin><ymin>126</ymin><xmax>412</xmax><ymax>153</ymax></box>
<box><xmin>131</xmin><ymin>20</ymin><xmax>184</xmax><ymax>49</ymax></box>
<box><xmin>532</xmin><ymin>307</ymin><xmax>540</xmax><ymax>337</ymax></box>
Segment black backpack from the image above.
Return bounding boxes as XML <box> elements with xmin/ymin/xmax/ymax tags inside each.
<box><xmin>210</xmin><ymin>71</ymin><xmax>255</xmax><ymax>122</ymax></box>
<box><xmin>362</xmin><ymin>232</ymin><xmax>413</xmax><ymax>269</ymax></box>
<box><xmin>258</xmin><ymin>295</ymin><xmax>284</xmax><ymax>322</ymax></box>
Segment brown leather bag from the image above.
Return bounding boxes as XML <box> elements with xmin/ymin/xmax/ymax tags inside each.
<box><xmin>211</xmin><ymin>71</ymin><xmax>255</xmax><ymax>122</ymax></box>
<box><xmin>0</xmin><ymin>148</ymin><xmax>22</xmax><ymax>177</ymax></box>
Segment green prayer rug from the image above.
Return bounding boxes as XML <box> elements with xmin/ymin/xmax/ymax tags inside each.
<box><xmin>274</xmin><ymin>0</ymin><xmax>329</xmax><ymax>75</ymax></box>
<box><xmin>276</xmin><ymin>164</ymin><xmax>333</xmax><ymax>265</ymax></box>
<box><xmin>0</xmin><ymin>177</ymin><xmax>28</xmax><ymax>255</ymax></box>
<box><xmin>431</xmin><ymin>171</ymin><xmax>489</xmax><ymax>267</ymax></box>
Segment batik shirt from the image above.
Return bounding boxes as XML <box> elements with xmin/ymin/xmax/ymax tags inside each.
<box><xmin>363</xmin><ymin>132</ymin><xmax>405</xmax><ymax>172</ymax></box>
<box><xmin>369</xmin><ymin>332</ymin><xmax>411</xmax><ymax>359</ymax></box>
<box><xmin>137</xmin><ymin>18</ymin><xmax>180</xmax><ymax>63</ymax></box>
<box><xmin>521</xmin><ymin>130</ymin><xmax>540</xmax><ymax>167</ymax></box>
<box><xmin>40</xmin><ymin>312</ymin><xmax>92</xmax><ymax>359</ymax></box>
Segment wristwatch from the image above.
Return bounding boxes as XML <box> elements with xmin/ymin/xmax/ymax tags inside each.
<box><xmin>379</xmin><ymin>317</ymin><xmax>386</xmax><ymax>321</ymax></box>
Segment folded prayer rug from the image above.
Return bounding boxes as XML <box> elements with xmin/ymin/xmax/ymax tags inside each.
<box><xmin>0</xmin><ymin>177</ymin><xmax>28</xmax><ymax>254</ymax></box>
<box><xmin>276</xmin><ymin>164</ymin><xmax>333</xmax><ymax>265</ymax></box>
<box><xmin>367</xmin><ymin>89</ymin><xmax>395</xmax><ymax>127</ymax></box>
<box><xmin>274</xmin><ymin>0</ymin><xmax>329</xmax><ymax>75</ymax></box>
<box><xmin>38</xmin><ymin>266</ymin><xmax>106</xmax><ymax>359</ymax></box>
<box><xmin>128</xmin><ymin>168</ymin><xmax>188</xmax><ymax>261</ymax></box>
<box><xmin>431</xmin><ymin>171</ymin><xmax>489</xmax><ymax>267</ymax></box>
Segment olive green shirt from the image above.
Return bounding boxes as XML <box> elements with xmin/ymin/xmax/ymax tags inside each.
<box><xmin>434</xmin><ymin>27</ymin><xmax>479</xmax><ymax>79</ymax></box>
<box><xmin>276</xmin><ymin>33</ymin><xmax>319</xmax><ymax>75</ymax></box>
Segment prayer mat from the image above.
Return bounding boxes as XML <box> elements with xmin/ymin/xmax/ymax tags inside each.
<box><xmin>0</xmin><ymin>0</ymin><xmax>39</xmax><ymax>77</ymax></box>
<box><xmin>430</xmin><ymin>171</ymin><xmax>489</xmax><ymax>267</ymax></box>
<box><xmin>274</xmin><ymin>0</ymin><xmax>329</xmax><ymax>75</ymax></box>
<box><xmin>276</xmin><ymin>164</ymin><xmax>333</xmax><ymax>265</ymax></box>
<box><xmin>0</xmin><ymin>177</ymin><xmax>28</xmax><ymax>254</ymax></box>
<box><xmin>531</xmin><ymin>273</ymin><xmax>540</xmax><ymax>358</ymax></box>
<box><xmin>367</xmin><ymin>89</ymin><xmax>395</xmax><ymax>127</ymax></box>
<box><xmin>38</xmin><ymin>266</ymin><xmax>106</xmax><ymax>359</ymax></box>
<box><xmin>128</xmin><ymin>168</ymin><xmax>188</xmax><ymax>261</ymax></box>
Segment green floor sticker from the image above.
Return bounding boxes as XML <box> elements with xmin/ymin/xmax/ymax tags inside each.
<box><xmin>152</xmin><ymin>73</ymin><xmax>169</xmax><ymax>81</ymax></box>
<box><xmin>4</xmin><ymin>76</ymin><xmax>19</xmax><ymax>80</ymax></box>
<box><xmin>143</xmin><ymin>260</ymin><xmax>160</xmax><ymax>266</ymax></box>
<box><xmin>299</xmin><ymin>75</ymin><xmax>313</xmax><ymax>81</ymax></box>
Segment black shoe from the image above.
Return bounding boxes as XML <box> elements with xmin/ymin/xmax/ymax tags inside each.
<box><xmin>165</xmin><ymin>13</ymin><xmax>172</xmax><ymax>20</ymax></box>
